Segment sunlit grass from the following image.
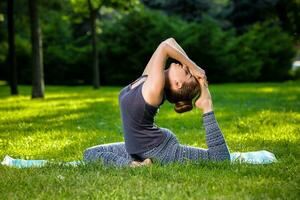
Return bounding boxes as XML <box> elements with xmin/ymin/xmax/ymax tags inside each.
<box><xmin>0</xmin><ymin>82</ymin><xmax>299</xmax><ymax>199</ymax></box>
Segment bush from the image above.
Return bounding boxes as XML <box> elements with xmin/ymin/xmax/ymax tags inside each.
<box><xmin>99</xmin><ymin>11</ymin><xmax>295</xmax><ymax>83</ymax></box>
<box><xmin>222</xmin><ymin>37</ymin><xmax>263</xmax><ymax>82</ymax></box>
<box><xmin>99</xmin><ymin>10</ymin><xmax>255</xmax><ymax>84</ymax></box>
<box><xmin>98</xmin><ymin>9</ymin><xmax>186</xmax><ymax>85</ymax></box>
<box><xmin>42</xmin><ymin>10</ymin><xmax>91</xmax><ymax>85</ymax></box>
<box><xmin>240</xmin><ymin>22</ymin><xmax>295</xmax><ymax>81</ymax></box>
<box><xmin>177</xmin><ymin>16</ymin><xmax>233</xmax><ymax>82</ymax></box>
<box><xmin>290</xmin><ymin>67</ymin><xmax>300</xmax><ymax>80</ymax></box>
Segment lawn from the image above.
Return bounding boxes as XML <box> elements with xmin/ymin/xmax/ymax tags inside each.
<box><xmin>0</xmin><ymin>82</ymin><xmax>299</xmax><ymax>199</ymax></box>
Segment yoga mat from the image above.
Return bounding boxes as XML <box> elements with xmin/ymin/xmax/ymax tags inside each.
<box><xmin>1</xmin><ymin>150</ymin><xmax>277</xmax><ymax>168</ymax></box>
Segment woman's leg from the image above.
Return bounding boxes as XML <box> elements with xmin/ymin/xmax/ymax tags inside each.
<box><xmin>83</xmin><ymin>142</ymin><xmax>133</xmax><ymax>167</ymax></box>
<box><xmin>148</xmin><ymin>111</ymin><xmax>230</xmax><ymax>164</ymax></box>
<box><xmin>203</xmin><ymin>111</ymin><xmax>230</xmax><ymax>160</ymax></box>
<box><xmin>176</xmin><ymin>111</ymin><xmax>230</xmax><ymax>163</ymax></box>
<box><xmin>177</xmin><ymin>78</ymin><xmax>230</xmax><ymax>162</ymax></box>
<box><xmin>143</xmin><ymin>78</ymin><xmax>230</xmax><ymax>164</ymax></box>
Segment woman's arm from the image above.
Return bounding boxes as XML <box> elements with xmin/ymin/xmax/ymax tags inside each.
<box><xmin>165</xmin><ymin>38</ymin><xmax>205</xmax><ymax>79</ymax></box>
<box><xmin>165</xmin><ymin>38</ymin><xmax>188</xmax><ymax>57</ymax></box>
<box><xmin>143</xmin><ymin>38</ymin><xmax>198</xmax><ymax>75</ymax></box>
<box><xmin>142</xmin><ymin>38</ymin><xmax>205</xmax><ymax>107</ymax></box>
<box><xmin>142</xmin><ymin>42</ymin><xmax>168</xmax><ymax>106</ymax></box>
<box><xmin>164</xmin><ymin>41</ymin><xmax>205</xmax><ymax>76</ymax></box>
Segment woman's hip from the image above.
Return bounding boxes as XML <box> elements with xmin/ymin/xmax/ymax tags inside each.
<box><xmin>140</xmin><ymin>128</ymin><xmax>180</xmax><ymax>164</ymax></box>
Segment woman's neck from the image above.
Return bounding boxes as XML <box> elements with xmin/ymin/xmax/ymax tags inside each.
<box><xmin>164</xmin><ymin>70</ymin><xmax>170</xmax><ymax>89</ymax></box>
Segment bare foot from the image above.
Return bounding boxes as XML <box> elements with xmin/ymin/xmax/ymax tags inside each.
<box><xmin>130</xmin><ymin>158</ymin><xmax>152</xmax><ymax>168</ymax></box>
<box><xmin>195</xmin><ymin>78</ymin><xmax>213</xmax><ymax>113</ymax></box>
<box><xmin>130</xmin><ymin>161</ymin><xmax>142</xmax><ymax>168</ymax></box>
<box><xmin>141</xmin><ymin>158</ymin><xmax>152</xmax><ymax>166</ymax></box>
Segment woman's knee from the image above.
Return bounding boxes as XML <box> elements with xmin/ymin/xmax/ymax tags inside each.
<box><xmin>83</xmin><ymin>146</ymin><xmax>105</xmax><ymax>161</ymax></box>
<box><xmin>83</xmin><ymin>149</ymin><xmax>91</xmax><ymax>161</ymax></box>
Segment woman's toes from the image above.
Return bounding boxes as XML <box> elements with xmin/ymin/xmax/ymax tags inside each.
<box><xmin>130</xmin><ymin>158</ymin><xmax>152</xmax><ymax>168</ymax></box>
<box><xmin>142</xmin><ymin>158</ymin><xmax>152</xmax><ymax>166</ymax></box>
<box><xmin>130</xmin><ymin>161</ymin><xmax>142</xmax><ymax>168</ymax></box>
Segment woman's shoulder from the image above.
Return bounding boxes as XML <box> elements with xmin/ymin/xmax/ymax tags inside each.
<box><xmin>130</xmin><ymin>75</ymin><xmax>148</xmax><ymax>90</ymax></box>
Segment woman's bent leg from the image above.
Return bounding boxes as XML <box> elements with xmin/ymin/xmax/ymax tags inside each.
<box><xmin>144</xmin><ymin>78</ymin><xmax>230</xmax><ymax>164</ymax></box>
<box><xmin>175</xmin><ymin>111</ymin><xmax>230</xmax><ymax>163</ymax></box>
<box><xmin>144</xmin><ymin>112</ymin><xmax>230</xmax><ymax>164</ymax></box>
<box><xmin>203</xmin><ymin>111</ymin><xmax>230</xmax><ymax>161</ymax></box>
<box><xmin>175</xmin><ymin>77</ymin><xmax>230</xmax><ymax>162</ymax></box>
<box><xmin>83</xmin><ymin>142</ymin><xmax>133</xmax><ymax>167</ymax></box>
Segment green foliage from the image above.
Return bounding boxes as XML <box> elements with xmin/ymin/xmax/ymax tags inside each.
<box><xmin>218</xmin><ymin>21</ymin><xmax>295</xmax><ymax>82</ymax></box>
<box><xmin>99</xmin><ymin>9</ymin><xmax>185</xmax><ymax>84</ymax></box>
<box><xmin>222</xmin><ymin>35</ymin><xmax>262</xmax><ymax>82</ymax></box>
<box><xmin>0</xmin><ymin>42</ymin><xmax>7</xmax><ymax>63</ymax></box>
<box><xmin>225</xmin><ymin>0</ymin><xmax>300</xmax><ymax>41</ymax></box>
<box><xmin>241</xmin><ymin>22</ymin><xmax>295</xmax><ymax>81</ymax></box>
<box><xmin>178</xmin><ymin>16</ymin><xmax>232</xmax><ymax>82</ymax></box>
<box><xmin>0</xmin><ymin>1</ymin><xmax>296</xmax><ymax>84</ymax></box>
<box><xmin>142</xmin><ymin>0</ymin><xmax>213</xmax><ymax>21</ymax></box>
<box><xmin>15</xmin><ymin>35</ymin><xmax>31</xmax><ymax>84</ymax></box>
<box><xmin>290</xmin><ymin>67</ymin><xmax>300</xmax><ymax>80</ymax></box>
<box><xmin>0</xmin><ymin>82</ymin><xmax>299</xmax><ymax>198</ymax></box>
<box><xmin>42</xmin><ymin>9</ymin><xmax>91</xmax><ymax>85</ymax></box>
<box><xmin>70</xmin><ymin>0</ymin><xmax>140</xmax><ymax>16</ymax></box>
<box><xmin>99</xmin><ymin>10</ymin><xmax>295</xmax><ymax>83</ymax></box>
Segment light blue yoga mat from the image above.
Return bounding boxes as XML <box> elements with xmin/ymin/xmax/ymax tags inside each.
<box><xmin>1</xmin><ymin>156</ymin><xmax>82</xmax><ymax>168</ymax></box>
<box><xmin>1</xmin><ymin>150</ymin><xmax>277</xmax><ymax>168</ymax></box>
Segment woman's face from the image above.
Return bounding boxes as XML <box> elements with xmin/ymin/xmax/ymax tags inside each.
<box><xmin>168</xmin><ymin>62</ymin><xmax>193</xmax><ymax>90</ymax></box>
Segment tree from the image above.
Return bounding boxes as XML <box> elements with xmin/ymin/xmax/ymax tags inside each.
<box><xmin>70</xmin><ymin>0</ymin><xmax>140</xmax><ymax>89</ymax></box>
<box><xmin>275</xmin><ymin>0</ymin><xmax>300</xmax><ymax>41</ymax></box>
<box><xmin>7</xmin><ymin>0</ymin><xmax>18</xmax><ymax>95</ymax></box>
<box><xmin>225</xmin><ymin>0</ymin><xmax>277</xmax><ymax>34</ymax></box>
<box><xmin>225</xmin><ymin>0</ymin><xmax>300</xmax><ymax>40</ymax></box>
<box><xmin>141</xmin><ymin>0</ymin><xmax>213</xmax><ymax>21</ymax></box>
<box><xmin>29</xmin><ymin>0</ymin><xmax>44</xmax><ymax>98</ymax></box>
<box><xmin>87</xmin><ymin>0</ymin><xmax>100</xmax><ymax>89</ymax></box>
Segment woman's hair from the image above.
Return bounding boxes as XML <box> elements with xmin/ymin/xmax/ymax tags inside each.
<box><xmin>165</xmin><ymin>76</ymin><xmax>201</xmax><ymax>113</ymax></box>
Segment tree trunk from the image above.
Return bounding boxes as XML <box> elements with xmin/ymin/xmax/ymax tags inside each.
<box><xmin>88</xmin><ymin>0</ymin><xmax>100</xmax><ymax>89</ymax></box>
<box><xmin>29</xmin><ymin>0</ymin><xmax>44</xmax><ymax>98</ymax></box>
<box><xmin>7</xmin><ymin>0</ymin><xmax>18</xmax><ymax>95</ymax></box>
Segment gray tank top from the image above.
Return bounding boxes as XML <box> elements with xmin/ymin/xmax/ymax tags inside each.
<box><xmin>118</xmin><ymin>75</ymin><xmax>166</xmax><ymax>155</ymax></box>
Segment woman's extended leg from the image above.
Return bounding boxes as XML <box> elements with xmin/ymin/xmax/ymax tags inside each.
<box><xmin>83</xmin><ymin>142</ymin><xmax>133</xmax><ymax>167</ymax></box>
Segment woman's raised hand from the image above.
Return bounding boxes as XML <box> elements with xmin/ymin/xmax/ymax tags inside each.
<box><xmin>191</xmin><ymin>66</ymin><xmax>206</xmax><ymax>80</ymax></box>
<box><xmin>194</xmin><ymin>77</ymin><xmax>213</xmax><ymax>113</ymax></box>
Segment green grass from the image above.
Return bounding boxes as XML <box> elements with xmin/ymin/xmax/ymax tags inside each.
<box><xmin>0</xmin><ymin>82</ymin><xmax>299</xmax><ymax>199</ymax></box>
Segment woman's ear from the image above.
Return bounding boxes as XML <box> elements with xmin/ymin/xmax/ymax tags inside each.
<box><xmin>175</xmin><ymin>80</ymin><xmax>183</xmax><ymax>89</ymax></box>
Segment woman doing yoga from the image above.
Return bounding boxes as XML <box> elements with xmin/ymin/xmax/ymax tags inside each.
<box><xmin>83</xmin><ymin>38</ymin><xmax>230</xmax><ymax>167</ymax></box>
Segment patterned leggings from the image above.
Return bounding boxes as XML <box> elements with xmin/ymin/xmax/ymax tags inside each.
<box><xmin>83</xmin><ymin>111</ymin><xmax>230</xmax><ymax>167</ymax></box>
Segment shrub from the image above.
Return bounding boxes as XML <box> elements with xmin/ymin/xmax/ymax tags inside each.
<box><xmin>290</xmin><ymin>67</ymin><xmax>300</xmax><ymax>80</ymax></box>
<box><xmin>99</xmin><ymin>9</ymin><xmax>185</xmax><ymax>85</ymax></box>
<box><xmin>99</xmin><ymin>10</ymin><xmax>295</xmax><ymax>83</ymax></box>
<box><xmin>240</xmin><ymin>22</ymin><xmax>295</xmax><ymax>81</ymax></box>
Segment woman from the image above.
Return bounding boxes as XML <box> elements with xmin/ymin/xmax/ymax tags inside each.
<box><xmin>83</xmin><ymin>38</ymin><xmax>230</xmax><ymax>167</ymax></box>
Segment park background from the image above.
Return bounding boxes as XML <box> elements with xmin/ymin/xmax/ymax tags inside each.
<box><xmin>0</xmin><ymin>0</ymin><xmax>299</xmax><ymax>199</ymax></box>
<box><xmin>1</xmin><ymin>0</ymin><xmax>300</xmax><ymax>90</ymax></box>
